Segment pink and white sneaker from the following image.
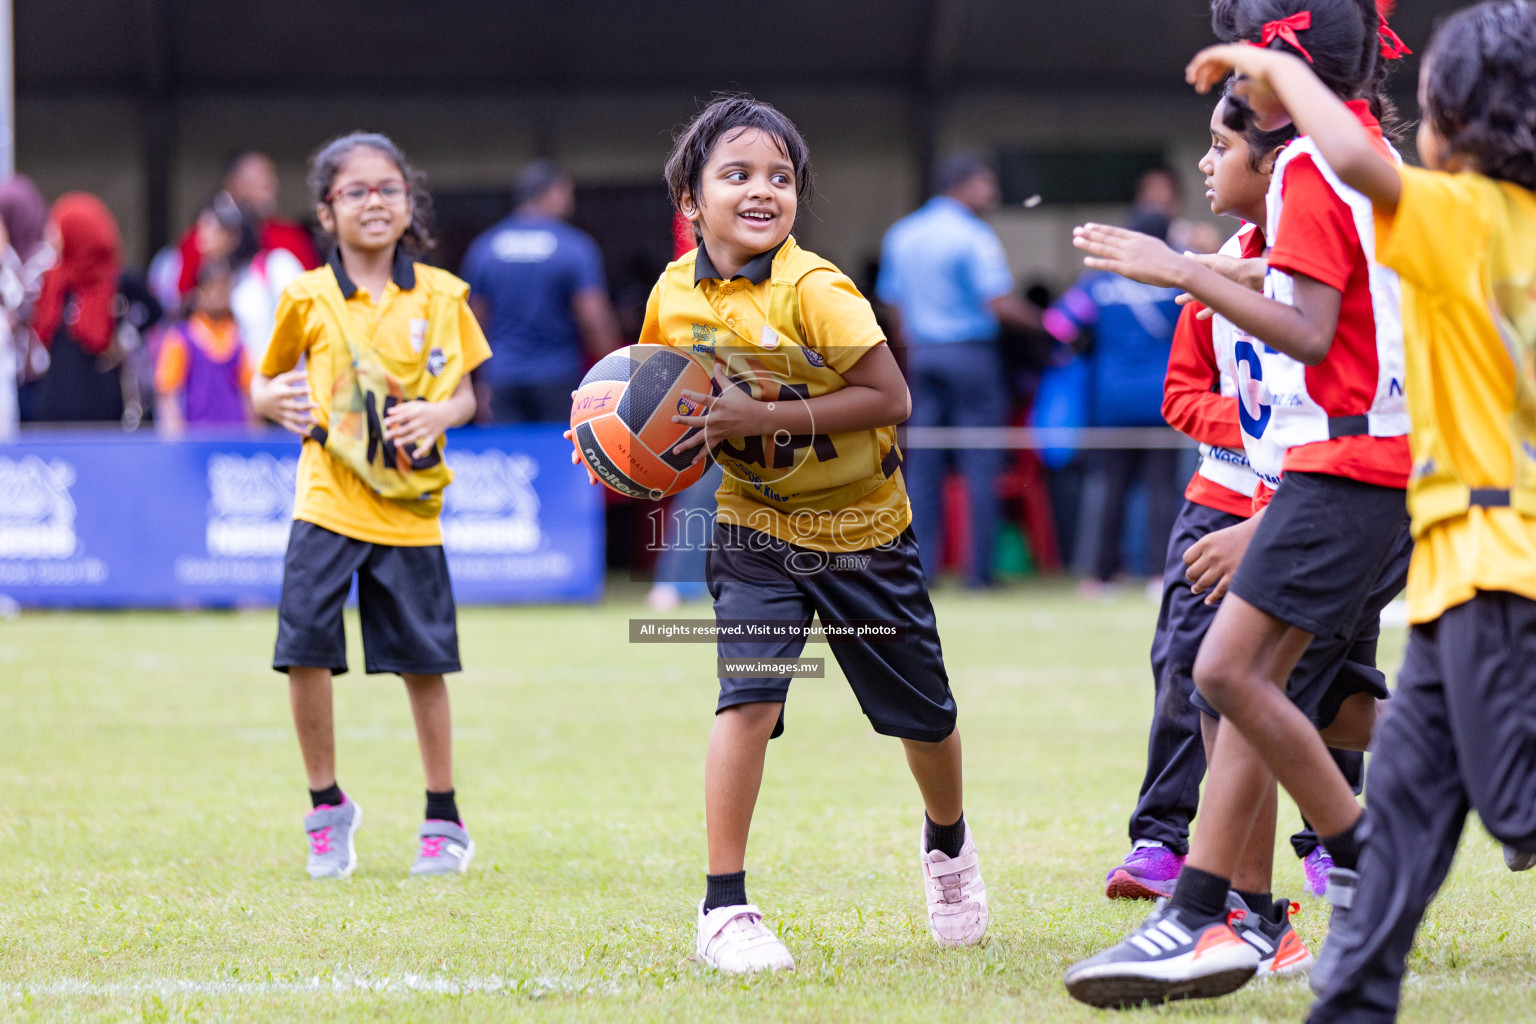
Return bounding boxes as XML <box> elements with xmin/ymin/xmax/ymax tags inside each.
<box><xmin>695</xmin><ymin>902</ymin><xmax>796</xmax><ymax>974</ymax></box>
<box><xmin>920</xmin><ymin>823</ymin><xmax>989</xmax><ymax>946</ymax></box>
<box><xmin>410</xmin><ymin>819</ymin><xmax>474</xmax><ymax>876</ymax></box>
<box><xmin>304</xmin><ymin>798</ymin><xmax>361</xmax><ymax>879</ymax></box>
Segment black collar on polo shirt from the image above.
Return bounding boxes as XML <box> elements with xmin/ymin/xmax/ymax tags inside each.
<box><xmin>694</xmin><ymin>238</ymin><xmax>785</xmax><ymax>287</ymax></box>
<box><xmin>327</xmin><ymin>245</ymin><xmax>417</xmax><ymax>299</ymax></box>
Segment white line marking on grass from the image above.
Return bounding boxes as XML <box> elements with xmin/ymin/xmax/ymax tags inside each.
<box><xmin>5</xmin><ymin>973</ymin><xmax>622</xmax><ymax>999</ymax></box>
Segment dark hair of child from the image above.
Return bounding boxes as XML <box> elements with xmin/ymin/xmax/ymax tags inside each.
<box><xmin>221</xmin><ymin>147</ymin><xmax>268</xmax><ymax>179</ymax></box>
<box><xmin>1223</xmin><ymin>76</ymin><xmax>1300</xmax><ymax>169</ymax></box>
<box><xmin>306</xmin><ymin>131</ymin><xmax>436</xmax><ymax>256</ymax></box>
<box><xmin>664</xmin><ymin>94</ymin><xmax>814</xmax><ymax>215</ymax></box>
<box><xmin>1421</xmin><ymin>0</ymin><xmax>1536</xmax><ymax>192</ymax></box>
<box><xmin>1212</xmin><ymin>0</ymin><xmax>1400</xmax><ymax>138</ymax></box>
<box><xmin>203</xmin><ymin>190</ymin><xmax>260</xmax><ymax>267</ymax></box>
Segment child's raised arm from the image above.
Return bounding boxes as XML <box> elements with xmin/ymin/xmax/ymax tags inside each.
<box><xmin>1186</xmin><ymin>45</ymin><xmax>1402</xmax><ymax>215</ymax></box>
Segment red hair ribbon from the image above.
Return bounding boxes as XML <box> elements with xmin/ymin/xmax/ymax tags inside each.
<box><xmin>1376</xmin><ymin>1</ymin><xmax>1411</xmax><ymax>59</ymax></box>
<box><xmin>1259</xmin><ymin>11</ymin><xmax>1313</xmax><ymax>63</ymax></box>
<box><xmin>1378</xmin><ymin>23</ymin><xmax>1411</xmax><ymax>59</ymax></box>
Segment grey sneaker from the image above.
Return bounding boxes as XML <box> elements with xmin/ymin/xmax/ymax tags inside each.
<box><xmin>410</xmin><ymin>819</ymin><xmax>475</xmax><ymax>876</ymax></box>
<box><xmin>304</xmin><ymin>798</ymin><xmax>362</xmax><ymax>879</ymax></box>
<box><xmin>1504</xmin><ymin>844</ymin><xmax>1536</xmax><ymax>871</ymax></box>
<box><xmin>1309</xmin><ymin>866</ymin><xmax>1358</xmax><ymax>996</ymax></box>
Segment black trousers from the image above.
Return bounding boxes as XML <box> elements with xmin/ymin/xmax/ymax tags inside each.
<box><xmin>490</xmin><ymin>376</ymin><xmax>582</xmax><ymax>424</ymax></box>
<box><xmin>1309</xmin><ymin>592</ymin><xmax>1536</xmax><ymax>1024</ymax></box>
<box><xmin>1130</xmin><ymin>498</ymin><xmax>1363</xmax><ymax>856</ymax></box>
<box><xmin>1092</xmin><ymin>447</ymin><xmax>1180</xmax><ymax>582</ymax></box>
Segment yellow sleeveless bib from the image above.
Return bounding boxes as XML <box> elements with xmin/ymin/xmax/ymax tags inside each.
<box><xmin>1407</xmin><ymin>249</ymin><xmax>1536</xmax><ymax>532</ymax></box>
<box><xmin>307</xmin><ymin>267</ymin><xmax>463</xmax><ymax>517</ymax></box>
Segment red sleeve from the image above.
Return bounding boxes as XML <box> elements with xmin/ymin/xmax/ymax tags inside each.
<box><xmin>261</xmin><ymin>221</ymin><xmax>320</xmax><ymax>270</ymax></box>
<box><xmin>1162</xmin><ymin>303</ymin><xmax>1242</xmax><ymax>448</ymax></box>
<box><xmin>176</xmin><ymin>226</ymin><xmax>201</xmax><ymax>297</ymax></box>
<box><xmin>1266</xmin><ymin>154</ymin><xmax>1358</xmax><ymax>292</ymax></box>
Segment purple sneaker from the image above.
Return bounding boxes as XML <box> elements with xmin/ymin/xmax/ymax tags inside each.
<box><xmin>1104</xmin><ymin>844</ymin><xmax>1185</xmax><ymax>901</ymax></box>
<box><xmin>1302</xmin><ymin>847</ymin><xmax>1334</xmax><ymax>898</ymax></box>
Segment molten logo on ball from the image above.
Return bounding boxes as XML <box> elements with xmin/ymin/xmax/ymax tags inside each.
<box><xmin>569</xmin><ymin>345</ymin><xmax>712</xmax><ymax>500</ymax></box>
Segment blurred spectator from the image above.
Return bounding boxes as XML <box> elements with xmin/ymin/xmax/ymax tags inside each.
<box><xmin>174</xmin><ymin>150</ymin><xmax>317</xmax><ymax>297</ymax></box>
<box><xmin>461</xmin><ymin>160</ymin><xmax>621</xmax><ymax>423</ymax></box>
<box><xmin>1044</xmin><ymin>210</ymin><xmax>1182</xmax><ymax>594</ymax></box>
<box><xmin>1134</xmin><ymin>165</ymin><xmax>1219</xmax><ymax>257</ymax></box>
<box><xmin>877</xmin><ymin>152</ymin><xmax>1038</xmax><ymax>588</ymax></box>
<box><xmin>151</xmin><ymin>193</ymin><xmax>299</xmax><ymax>367</ymax></box>
<box><xmin>1133</xmin><ymin>167</ymin><xmax>1181</xmax><ymax>218</ymax></box>
<box><xmin>0</xmin><ymin>176</ymin><xmax>54</xmax><ymax>438</ymax></box>
<box><xmin>26</xmin><ymin>193</ymin><xmax>161</xmax><ymax>424</ymax></box>
<box><xmin>199</xmin><ymin>193</ymin><xmax>303</xmax><ymax>365</ymax></box>
<box><xmin>154</xmin><ymin>259</ymin><xmax>254</xmax><ymax>435</ymax></box>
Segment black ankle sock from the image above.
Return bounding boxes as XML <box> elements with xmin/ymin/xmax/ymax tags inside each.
<box><xmin>703</xmin><ymin>870</ymin><xmax>748</xmax><ymax>912</ymax></box>
<box><xmin>1322</xmin><ymin>818</ymin><xmax>1362</xmax><ymax>872</ymax></box>
<box><xmin>1235</xmin><ymin>888</ymin><xmax>1274</xmax><ymax>920</ymax></box>
<box><xmin>425</xmin><ymin>789</ymin><xmax>461</xmax><ymax>825</ymax></box>
<box><xmin>309</xmin><ymin>783</ymin><xmax>343</xmax><ymax>809</ymax></box>
<box><xmin>923</xmin><ymin>812</ymin><xmax>967</xmax><ymax>859</ymax></box>
<box><xmin>1169</xmin><ymin>866</ymin><xmax>1231</xmax><ymax>920</ymax></box>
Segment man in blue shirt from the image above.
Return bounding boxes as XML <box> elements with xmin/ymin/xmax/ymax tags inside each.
<box><xmin>1043</xmin><ymin>210</ymin><xmax>1182</xmax><ymax>590</ymax></box>
<box><xmin>877</xmin><ymin>154</ymin><xmax>1038</xmax><ymax>588</ymax></box>
<box><xmin>462</xmin><ymin>162</ymin><xmax>621</xmax><ymax>423</ymax></box>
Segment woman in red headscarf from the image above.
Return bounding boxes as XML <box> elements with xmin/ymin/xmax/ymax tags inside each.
<box><xmin>27</xmin><ymin>193</ymin><xmax>130</xmax><ymax>422</ymax></box>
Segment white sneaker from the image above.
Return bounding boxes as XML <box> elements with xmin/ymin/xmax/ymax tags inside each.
<box><xmin>695</xmin><ymin>901</ymin><xmax>795</xmax><ymax>973</ymax></box>
<box><xmin>921</xmin><ymin>822</ymin><xmax>989</xmax><ymax>946</ymax></box>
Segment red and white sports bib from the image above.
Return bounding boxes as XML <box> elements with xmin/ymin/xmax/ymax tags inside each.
<box><xmin>1253</xmin><ymin>110</ymin><xmax>1410</xmax><ymax>492</ymax></box>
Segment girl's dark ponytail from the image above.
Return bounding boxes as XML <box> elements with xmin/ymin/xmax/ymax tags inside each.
<box><xmin>306</xmin><ymin>132</ymin><xmax>437</xmax><ymax>259</ymax></box>
<box><xmin>1352</xmin><ymin>0</ymin><xmax>1404</xmax><ymax>140</ymax></box>
<box><xmin>1211</xmin><ymin>0</ymin><xmax>1402</xmax><ymax>140</ymax></box>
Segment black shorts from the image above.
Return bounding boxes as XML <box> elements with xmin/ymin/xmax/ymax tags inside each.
<box><xmin>1230</xmin><ymin>471</ymin><xmax>1409</xmax><ymax>640</ymax></box>
<box><xmin>706</xmin><ymin>523</ymin><xmax>956</xmax><ymax>742</ymax></box>
<box><xmin>273</xmin><ymin>520</ymin><xmax>461</xmax><ymax>676</ymax></box>
<box><xmin>1202</xmin><ymin>471</ymin><xmax>1408</xmax><ymax>726</ymax></box>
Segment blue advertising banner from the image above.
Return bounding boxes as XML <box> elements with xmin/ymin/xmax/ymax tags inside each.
<box><xmin>0</xmin><ymin>426</ymin><xmax>603</xmax><ymax>608</ymax></box>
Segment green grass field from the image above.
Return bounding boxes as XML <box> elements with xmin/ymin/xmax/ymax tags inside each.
<box><xmin>2</xmin><ymin>585</ymin><xmax>1532</xmax><ymax>1022</ymax></box>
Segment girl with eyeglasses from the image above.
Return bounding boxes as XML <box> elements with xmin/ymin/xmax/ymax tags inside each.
<box><xmin>250</xmin><ymin>131</ymin><xmax>491</xmax><ymax>881</ymax></box>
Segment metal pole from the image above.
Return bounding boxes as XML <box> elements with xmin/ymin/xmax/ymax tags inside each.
<box><xmin>0</xmin><ymin>0</ymin><xmax>14</xmax><ymax>179</ymax></box>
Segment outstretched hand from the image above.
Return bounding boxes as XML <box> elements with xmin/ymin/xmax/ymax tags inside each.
<box><xmin>1072</xmin><ymin>224</ymin><xmax>1189</xmax><ymax>290</ymax></box>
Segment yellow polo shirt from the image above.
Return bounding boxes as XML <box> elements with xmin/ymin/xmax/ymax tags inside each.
<box><xmin>1376</xmin><ymin>165</ymin><xmax>1536</xmax><ymax>622</ymax></box>
<box><xmin>638</xmin><ymin>236</ymin><xmax>908</xmax><ymax>552</ymax></box>
<box><xmin>261</xmin><ymin>250</ymin><xmax>491</xmax><ymax>547</ymax></box>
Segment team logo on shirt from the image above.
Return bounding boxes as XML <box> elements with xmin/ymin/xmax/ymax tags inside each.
<box><xmin>427</xmin><ymin>347</ymin><xmax>447</xmax><ymax>377</ymax></box>
<box><xmin>690</xmin><ymin>323</ymin><xmax>718</xmax><ymax>357</ymax></box>
<box><xmin>803</xmin><ymin>348</ymin><xmax>825</xmax><ymax>368</ymax></box>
